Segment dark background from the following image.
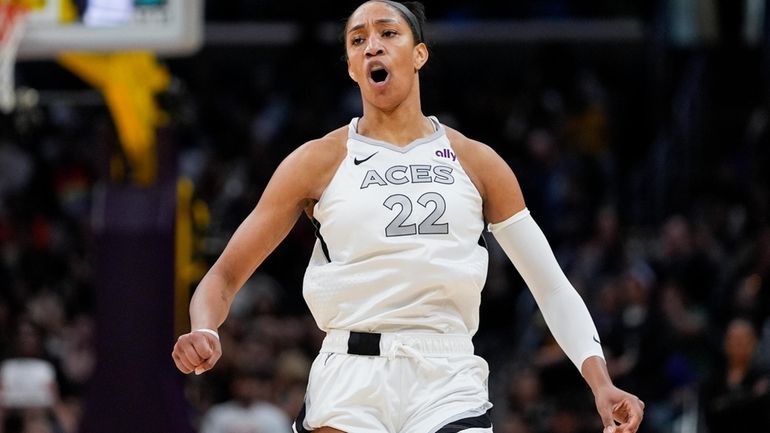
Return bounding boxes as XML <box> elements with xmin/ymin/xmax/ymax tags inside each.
<box><xmin>1</xmin><ymin>1</ymin><xmax>769</xmax><ymax>432</ymax></box>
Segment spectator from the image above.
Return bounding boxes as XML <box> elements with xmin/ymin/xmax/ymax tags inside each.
<box><xmin>0</xmin><ymin>319</ymin><xmax>63</xmax><ymax>433</ymax></box>
<box><xmin>703</xmin><ymin>318</ymin><xmax>770</xmax><ymax>433</ymax></box>
<box><xmin>199</xmin><ymin>369</ymin><xmax>292</xmax><ymax>433</ymax></box>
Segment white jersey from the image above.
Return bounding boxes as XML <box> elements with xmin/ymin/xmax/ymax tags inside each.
<box><xmin>303</xmin><ymin>117</ymin><xmax>488</xmax><ymax>335</ymax></box>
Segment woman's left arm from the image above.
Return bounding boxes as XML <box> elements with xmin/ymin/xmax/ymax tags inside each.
<box><xmin>449</xmin><ymin>128</ymin><xmax>644</xmax><ymax>433</ymax></box>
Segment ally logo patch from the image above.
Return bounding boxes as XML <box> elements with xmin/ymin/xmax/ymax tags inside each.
<box><xmin>435</xmin><ymin>148</ymin><xmax>456</xmax><ymax>162</ymax></box>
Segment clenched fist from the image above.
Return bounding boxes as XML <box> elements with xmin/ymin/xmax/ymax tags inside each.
<box><xmin>172</xmin><ymin>329</ymin><xmax>222</xmax><ymax>375</ymax></box>
<box><xmin>594</xmin><ymin>384</ymin><xmax>645</xmax><ymax>433</ymax></box>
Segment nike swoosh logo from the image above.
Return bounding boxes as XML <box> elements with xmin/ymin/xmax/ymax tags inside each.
<box><xmin>593</xmin><ymin>335</ymin><xmax>601</xmax><ymax>344</ymax></box>
<box><xmin>354</xmin><ymin>152</ymin><xmax>378</xmax><ymax>165</ymax></box>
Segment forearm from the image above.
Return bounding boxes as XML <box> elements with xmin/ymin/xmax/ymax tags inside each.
<box><xmin>189</xmin><ymin>270</ymin><xmax>236</xmax><ymax>331</ymax></box>
<box><xmin>186</xmin><ymin>197</ymin><xmax>301</xmax><ymax>331</ymax></box>
<box><xmin>489</xmin><ymin>208</ymin><xmax>604</xmax><ymax>371</ymax></box>
<box><xmin>582</xmin><ymin>355</ymin><xmax>614</xmax><ymax>393</ymax></box>
<box><xmin>537</xmin><ymin>284</ymin><xmax>605</xmax><ymax>371</ymax></box>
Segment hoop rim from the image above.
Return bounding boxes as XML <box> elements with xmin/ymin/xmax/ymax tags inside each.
<box><xmin>0</xmin><ymin>3</ymin><xmax>31</xmax><ymax>43</ymax></box>
<box><xmin>0</xmin><ymin>2</ymin><xmax>31</xmax><ymax>114</ymax></box>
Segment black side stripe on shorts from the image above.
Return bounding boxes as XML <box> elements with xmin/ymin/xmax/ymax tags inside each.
<box><xmin>478</xmin><ymin>233</ymin><xmax>488</xmax><ymax>249</ymax></box>
<box><xmin>311</xmin><ymin>217</ymin><xmax>331</xmax><ymax>262</ymax></box>
<box><xmin>435</xmin><ymin>408</ymin><xmax>493</xmax><ymax>433</ymax></box>
<box><xmin>294</xmin><ymin>402</ymin><xmax>311</xmax><ymax>433</ymax></box>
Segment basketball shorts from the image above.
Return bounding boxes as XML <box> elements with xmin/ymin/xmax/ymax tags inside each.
<box><xmin>293</xmin><ymin>329</ymin><xmax>494</xmax><ymax>433</ymax></box>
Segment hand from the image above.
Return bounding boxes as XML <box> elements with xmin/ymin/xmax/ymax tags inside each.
<box><xmin>593</xmin><ymin>385</ymin><xmax>645</xmax><ymax>433</ymax></box>
<box><xmin>172</xmin><ymin>330</ymin><xmax>222</xmax><ymax>375</ymax></box>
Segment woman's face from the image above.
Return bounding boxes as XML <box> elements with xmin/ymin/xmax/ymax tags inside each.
<box><xmin>724</xmin><ymin>320</ymin><xmax>757</xmax><ymax>364</ymax></box>
<box><xmin>345</xmin><ymin>1</ymin><xmax>428</xmax><ymax>111</ymax></box>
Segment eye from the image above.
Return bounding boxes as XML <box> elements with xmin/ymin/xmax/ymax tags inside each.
<box><xmin>350</xmin><ymin>35</ymin><xmax>365</xmax><ymax>46</ymax></box>
<box><xmin>382</xmin><ymin>29</ymin><xmax>397</xmax><ymax>38</ymax></box>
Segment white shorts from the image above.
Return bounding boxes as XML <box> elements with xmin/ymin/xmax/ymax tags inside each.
<box><xmin>293</xmin><ymin>330</ymin><xmax>494</xmax><ymax>433</ymax></box>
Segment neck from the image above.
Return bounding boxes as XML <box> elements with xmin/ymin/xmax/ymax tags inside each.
<box><xmin>358</xmin><ymin>82</ymin><xmax>433</xmax><ymax>146</ymax></box>
<box><xmin>727</xmin><ymin>363</ymin><xmax>749</xmax><ymax>386</ymax></box>
<box><xmin>728</xmin><ymin>356</ymin><xmax>751</xmax><ymax>371</ymax></box>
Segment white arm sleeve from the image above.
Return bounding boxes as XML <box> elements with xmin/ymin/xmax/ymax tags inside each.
<box><xmin>489</xmin><ymin>208</ymin><xmax>604</xmax><ymax>372</ymax></box>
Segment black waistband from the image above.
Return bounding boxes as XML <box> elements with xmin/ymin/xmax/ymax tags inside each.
<box><xmin>347</xmin><ymin>331</ymin><xmax>382</xmax><ymax>356</ymax></box>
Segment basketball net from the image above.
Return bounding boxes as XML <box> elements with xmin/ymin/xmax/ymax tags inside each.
<box><xmin>0</xmin><ymin>2</ymin><xmax>29</xmax><ymax>114</ymax></box>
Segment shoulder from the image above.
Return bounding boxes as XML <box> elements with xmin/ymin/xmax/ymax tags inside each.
<box><xmin>444</xmin><ymin>126</ymin><xmax>505</xmax><ymax>197</ymax></box>
<box><xmin>444</xmin><ymin>126</ymin><xmax>508</xmax><ymax>173</ymax></box>
<box><xmin>202</xmin><ymin>401</ymin><xmax>239</xmax><ymax>418</ymax></box>
<box><xmin>251</xmin><ymin>402</ymin><xmax>291</xmax><ymax>420</ymax></box>
<box><xmin>287</xmin><ymin>125</ymin><xmax>348</xmax><ymax>169</ymax></box>
<box><xmin>278</xmin><ymin>125</ymin><xmax>348</xmax><ymax>202</ymax></box>
<box><xmin>444</xmin><ymin>125</ymin><xmax>526</xmax><ymax>223</ymax></box>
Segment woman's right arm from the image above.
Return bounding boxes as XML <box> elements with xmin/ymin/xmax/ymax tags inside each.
<box><xmin>172</xmin><ymin>131</ymin><xmax>345</xmax><ymax>375</ymax></box>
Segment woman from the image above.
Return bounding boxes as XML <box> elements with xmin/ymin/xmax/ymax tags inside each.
<box><xmin>172</xmin><ymin>1</ymin><xmax>645</xmax><ymax>432</ymax></box>
<box><xmin>703</xmin><ymin>318</ymin><xmax>770</xmax><ymax>433</ymax></box>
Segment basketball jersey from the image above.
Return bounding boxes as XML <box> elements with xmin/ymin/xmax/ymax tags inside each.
<box><xmin>303</xmin><ymin>117</ymin><xmax>488</xmax><ymax>335</ymax></box>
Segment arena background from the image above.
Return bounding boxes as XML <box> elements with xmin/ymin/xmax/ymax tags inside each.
<box><xmin>0</xmin><ymin>1</ymin><xmax>769</xmax><ymax>432</ymax></box>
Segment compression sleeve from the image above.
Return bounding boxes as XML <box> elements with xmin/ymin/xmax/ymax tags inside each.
<box><xmin>488</xmin><ymin>208</ymin><xmax>604</xmax><ymax>372</ymax></box>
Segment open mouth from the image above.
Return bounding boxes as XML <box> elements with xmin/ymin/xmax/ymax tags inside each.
<box><xmin>370</xmin><ymin>68</ymin><xmax>389</xmax><ymax>83</ymax></box>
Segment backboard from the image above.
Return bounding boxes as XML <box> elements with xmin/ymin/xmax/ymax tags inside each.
<box><xmin>17</xmin><ymin>0</ymin><xmax>203</xmax><ymax>60</ymax></box>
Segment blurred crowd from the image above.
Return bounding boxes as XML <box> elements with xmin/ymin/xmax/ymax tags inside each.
<box><xmin>2</xmin><ymin>3</ymin><xmax>770</xmax><ymax>433</ymax></box>
<box><xmin>204</xmin><ymin>0</ymin><xmax>652</xmax><ymax>21</ymax></box>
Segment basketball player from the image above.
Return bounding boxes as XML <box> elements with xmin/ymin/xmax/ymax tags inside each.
<box><xmin>172</xmin><ymin>1</ymin><xmax>645</xmax><ymax>432</ymax></box>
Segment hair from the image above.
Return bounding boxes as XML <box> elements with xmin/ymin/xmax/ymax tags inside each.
<box><xmin>343</xmin><ymin>0</ymin><xmax>428</xmax><ymax>47</ymax></box>
<box><xmin>378</xmin><ymin>1</ymin><xmax>426</xmax><ymax>45</ymax></box>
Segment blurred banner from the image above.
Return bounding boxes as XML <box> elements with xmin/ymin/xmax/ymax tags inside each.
<box><xmin>82</xmin><ymin>179</ymin><xmax>193</xmax><ymax>433</ymax></box>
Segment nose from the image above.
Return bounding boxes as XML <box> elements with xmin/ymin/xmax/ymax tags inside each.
<box><xmin>365</xmin><ymin>36</ymin><xmax>384</xmax><ymax>57</ymax></box>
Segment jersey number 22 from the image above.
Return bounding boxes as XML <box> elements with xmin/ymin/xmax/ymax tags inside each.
<box><xmin>383</xmin><ymin>192</ymin><xmax>449</xmax><ymax>237</ymax></box>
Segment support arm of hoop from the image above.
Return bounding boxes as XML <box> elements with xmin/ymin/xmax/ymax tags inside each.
<box><xmin>58</xmin><ymin>51</ymin><xmax>170</xmax><ymax>185</ymax></box>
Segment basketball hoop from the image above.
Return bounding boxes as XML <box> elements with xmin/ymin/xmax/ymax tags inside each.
<box><xmin>0</xmin><ymin>2</ymin><xmax>29</xmax><ymax>114</ymax></box>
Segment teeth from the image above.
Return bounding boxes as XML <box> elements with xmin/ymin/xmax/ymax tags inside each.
<box><xmin>371</xmin><ymin>65</ymin><xmax>385</xmax><ymax>71</ymax></box>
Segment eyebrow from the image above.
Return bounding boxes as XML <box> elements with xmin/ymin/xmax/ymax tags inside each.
<box><xmin>347</xmin><ymin>18</ymin><xmax>400</xmax><ymax>34</ymax></box>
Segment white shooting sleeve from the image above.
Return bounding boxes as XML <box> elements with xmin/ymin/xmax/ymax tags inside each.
<box><xmin>489</xmin><ymin>208</ymin><xmax>604</xmax><ymax>372</ymax></box>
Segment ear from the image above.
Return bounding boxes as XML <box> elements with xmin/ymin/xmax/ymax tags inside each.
<box><xmin>413</xmin><ymin>42</ymin><xmax>429</xmax><ymax>71</ymax></box>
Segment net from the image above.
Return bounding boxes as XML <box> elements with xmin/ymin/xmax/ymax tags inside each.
<box><xmin>0</xmin><ymin>1</ymin><xmax>29</xmax><ymax>113</ymax></box>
